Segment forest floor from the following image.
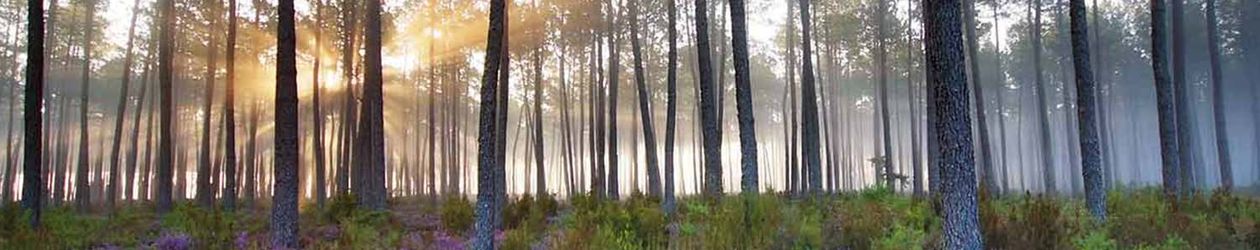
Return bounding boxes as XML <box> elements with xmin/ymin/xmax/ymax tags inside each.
<box><xmin>2</xmin><ymin>186</ymin><xmax>1260</xmax><ymax>249</ymax></box>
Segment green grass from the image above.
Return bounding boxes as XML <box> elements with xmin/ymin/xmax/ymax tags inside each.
<box><xmin>1</xmin><ymin>187</ymin><xmax>1257</xmax><ymax>249</ymax></box>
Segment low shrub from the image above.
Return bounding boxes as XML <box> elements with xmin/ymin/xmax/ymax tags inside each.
<box><xmin>440</xmin><ymin>196</ymin><xmax>475</xmax><ymax>235</ymax></box>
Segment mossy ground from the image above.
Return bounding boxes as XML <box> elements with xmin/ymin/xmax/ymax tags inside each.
<box><xmin>2</xmin><ymin>186</ymin><xmax>1259</xmax><ymax>249</ymax></box>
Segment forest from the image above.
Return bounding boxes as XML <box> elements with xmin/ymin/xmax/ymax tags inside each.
<box><xmin>1</xmin><ymin>0</ymin><xmax>1259</xmax><ymax>248</ymax></box>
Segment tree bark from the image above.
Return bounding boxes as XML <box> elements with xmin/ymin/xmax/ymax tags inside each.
<box><xmin>22</xmin><ymin>0</ymin><xmax>46</xmax><ymax>227</ymax></box>
<box><xmin>1032</xmin><ymin>0</ymin><xmax>1057</xmax><ymax>194</ymax></box>
<box><xmin>1069</xmin><ymin>0</ymin><xmax>1106</xmax><ymax>222</ymax></box>
<box><xmin>74</xmin><ymin>0</ymin><xmax>96</xmax><ymax>212</ymax></box>
<box><xmin>222</xmin><ymin>0</ymin><xmax>239</xmax><ymax>211</ymax></box>
<box><xmin>797</xmin><ymin>0</ymin><xmax>821</xmax><ymax>195</ymax></box>
<box><xmin>473</xmin><ymin>0</ymin><xmax>506</xmax><ymax>248</ymax></box>
<box><xmin>1149</xmin><ymin>0</ymin><xmax>1181</xmax><ymax>200</ymax></box>
<box><xmin>1205</xmin><ymin>0</ymin><xmax>1231</xmax><ymax>190</ymax></box>
<box><xmin>924</xmin><ymin>0</ymin><xmax>983</xmax><ymax>247</ymax></box>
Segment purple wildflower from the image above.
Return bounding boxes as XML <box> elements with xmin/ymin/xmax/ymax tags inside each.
<box><xmin>153</xmin><ymin>232</ymin><xmax>193</xmax><ymax>250</ymax></box>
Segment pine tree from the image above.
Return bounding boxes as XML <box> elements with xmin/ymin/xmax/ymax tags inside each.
<box><xmin>22</xmin><ymin>0</ymin><xmax>47</xmax><ymax>228</ymax></box>
<box><xmin>474</xmin><ymin>0</ymin><xmax>507</xmax><ymax>248</ymax></box>
<box><xmin>1068</xmin><ymin>0</ymin><xmax>1106</xmax><ymax>222</ymax></box>
<box><xmin>271</xmin><ymin>0</ymin><xmax>300</xmax><ymax>245</ymax></box>
<box><xmin>924</xmin><ymin>0</ymin><xmax>983</xmax><ymax>247</ymax></box>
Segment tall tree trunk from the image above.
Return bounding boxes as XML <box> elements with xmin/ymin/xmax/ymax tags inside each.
<box><xmin>22</xmin><ymin>0</ymin><xmax>47</xmax><ymax>227</ymax></box>
<box><xmin>1170</xmin><ymin>0</ymin><xmax>1192</xmax><ymax>195</ymax></box>
<box><xmin>426</xmin><ymin>14</ymin><xmax>437</xmax><ymax>199</ymax></box>
<box><xmin>354</xmin><ymin>0</ymin><xmax>386</xmax><ymax>210</ymax></box>
<box><xmin>473</xmin><ymin>0</ymin><xmax>506</xmax><ymax>248</ymax></box>
<box><xmin>1069</xmin><ymin>0</ymin><xmax>1106</xmax><ymax>222</ymax></box>
<box><xmin>244</xmin><ymin>100</ymin><xmax>258</xmax><ymax>204</ymax></box>
<box><xmin>695</xmin><ymin>0</ymin><xmax>722</xmax><ymax>197</ymax></box>
<box><xmin>272</xmin><ymin>0</ymin><xmax>299</xmax><ymax>245</ymax></box>
<box><xmin>991</xmin><ymin>0</ymin><xmax>1009</xmax><ymax>194</ymax></box>
<box><xmin>140</xmin><ymin>75</ymin><xmax>156</xmax><ymax>201</ymax></box>
<box><xmin>197</xmin><ymin>3</ymin><xmax>219</xmax><ymax>208</ymax></box>
<box><xmin>533</xmin><ymin>49</ymin><xmax>546</xmax><ymax>196</ymax></box>
<box><xmin>311</xmin><ymin>0</ymin><xmax>326</xmax><ymax>207</ymax></box>
<box><xmin>106</xmin><ymin>0</ymin><xmax>142</xmax><ymax>209</ymax></box>
<box><xmin>606</xmin><ymin>7</ymin><xmax>621</xmax><ymax>199</ymax></box>
<box><xmin>1031</xmin><ymin>0</ymin><xmax>1057</xmax><ymax>194</ymax></box>
<box><xmin>797</xmin><ymin>0</ymin><xmax>821</xmax><ymax>195</ymax></box>
<box><xmin>1148</xmin><ymin>0</ymin><xmax>1181</xmax><ymax>200</ymax></box>
<box><xmin>664</xmin><ymin>0</ymin><xmax>679</xmax><ymax>213</ymax></box>
<box><xmin>222</xmin><ymin>0</ymin><xmax>239</xmax><ymax>211</ymax></box>
<box><xmin>963</xmin><ymin>0</ymin><xmax>995</xmax><ymax>193</ymax></box>
<box><xmin>924</xmin><ymin>0</ymin><xmax>983</xmax><ymax>247</ymax></box>
<box><xmin>629</xmin><ymin>0</ymin><xmax>661</xmax><ymax>198</ymax></box>
<box><xmin>75</xmin><ymin>0</ymin><xmax>95</xmax><ymax>212</ymax></box>
<box><xmin>728</xmin><ymin>0</ymin><xmax>759</xmax><ymax>195</ymax></box>
<box><xmin>1204</xmin><ymin>0</ymin><xmax>1231</xmax><ymax>190</ymax></box>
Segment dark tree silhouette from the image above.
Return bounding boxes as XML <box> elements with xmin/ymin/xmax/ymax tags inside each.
<box><xmin>695</xmin><ymin>0</ymin><xmax>721</xmax><ymax>197</ymax></box>
<box><xmin>106</xmin><ymin>0</ymin><xmax>143</xmax><ymax>209</ymax></box>
<box><xmin>197</xmin><ymin>0</ymin><xmax>220</xmax><ymax>208</ymax></box>
<box><xmin>876</xmin><ymin>0</ymin><xmax>893</xmax><ymax>189</ymax></box>
<box><xmin>222</xmin><ymin>0</ymin><xmax>239</xmax><ymax>211</ymax></box>
<box><xmin>606</xmin><ymin>6</ymin><xmax>621</xmax><ymax>199</ymax></box>
<box><xmin>1170</xmin><ymin>0</ymin><xmax>1192</xmax><ymax>194</ymax></box>
<box><xmin>924</xmin><ymin>0</ymin><xmax>983</xmax><ymax>247</ymax></box>
<box><xmin>1031</xmin><ymin>0</ymin><xmax>1056</xmax><ymax>194</ymax></box>
<box><xmin>1069</xmin><ymin>0</ymin><xmax>1106</xmax><ymax>222</ymax></box>
<box><xmin>356</xmin><ymin>0</ymin><xmax>387</xmax><ymax>210</ymax></box>
<box><xmin>474</xmin><ymin>0</ymin><xmax>506</xmax><ymax>248</ymax></box>
<box><xmin>629</xmin><ymin>0</ymin><xmax>661</xmax><ymax>198</ymax></box>
<box><xmin>963</xmin><ymin>0</ymin><xmax>995</xmax><ymax>193</ymax></box>
<box><xmin>312</xmin><ymin>0</ymin><xmax>327</xmax><ymax>208</ymax></box>
<box><xmin>22</xmin><ymin>0</ymin><xmax>46</xmax><ymax>228</ymax></box>
<box><xmin>1149</xmin><ymin>0</ymin><xmax>1181</xmax><ymax>199</ymax></box>
<box><xmin>1205</xmin><ymin>0</ymin><xmax>1231</xmax><ymax>190</ymax></box>
<box><xmin>272</xmin><ymin>0</ymin><xmax>300</xmax><ymax>245</ymax></box>
<box><xmin>663</xmin><ymin>0</ymin><xmax>679</xmax><ymax>214</ymax></box>
<box><xmin>796</xmin><ymin>0</ymin><xmax>821</xmax><ymax>194</ymax></box>
<box><xmin>75</xmin><ymin>0</ymin><xmax>96</xmax><ymax>212</ymax></box>
<box><xmin>729</xmin><ymin>0</ymin><xmax>758</xmax><ymax>195</ymax></box>
<box><xmin>155</xmin><ymin>0</ymin><xmax>175</xmax><ymax>214</ymax></box>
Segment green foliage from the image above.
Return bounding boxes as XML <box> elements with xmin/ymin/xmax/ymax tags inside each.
<box><xmin>337</xmin><ymin>210</ymin><xmax>400</xmax><ymax>249</ymax></box>
<box><xmin>440</xmin><ymin>196</ymin><xmax>474</xmax><ymax>235</ymax></box>
<box><xmin>160</xmin><ymin>203</ymin><xmax>236</xmax><ymax>249</ymax></box>
<box><xmin>873</xmin><ymin>223</ymin><xmax>926</xmax><ymax>250</ymax></box>
<box><xmin>1073</xmin><ymin>230</ymin><xmax>1118</xmax><ymax>250</ymax></box>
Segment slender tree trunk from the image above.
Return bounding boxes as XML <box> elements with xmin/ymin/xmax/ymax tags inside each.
<box><xmin>663</xmin><ymin>0</ymin><xmax>679</xmax><ymax>213</ymax></box>
<box><xmin>606</xmin><ymin>7</ymin><xmax>621</xmax><ymax>199</ymax></box>
<box><xmin>1170</xmin><ymin>0</ymin><xmax>1193</xmax><ymax>195</ymax></box>
<box><xmin>473</xmin><ymin>0</ymin><xmax>506</xmax><ymax>248</ymax></box>
<box><xmin>728</xmin><ymin>0</ymin><xmax>759</xmax><ymax>196</ymax></box>
<box><xmin>197</xmin><ymin>3</ymin><xmax>219</xmax><ymax>208</ymax></box>
<box><xmin>22</xmin><ymin>0</ymin><xmax>46</xmax><ymax>227</ymax></box>
<box><xmin>628</xmin><ymin>0</ymin><xmax>661</xmax><ymax>198</ymax></box>
<box><xmin>695</xmin><ymin>0</ymin><xmax>722</xmax><ymax>197</ymax></box>
<box><xmin>1031</xmin><ymin>0</ymin><xmax>1057</xmax><ymax>194</ymax></box>
<box><xmin>311</xmin><ymin>0</ymin><xmax>326</xmax><ymax>207</ymax></box>
<box><xmin>533</xmin><ymin>49</ymin><xmax>545</xmax><ymax>196</ymax></box>
<box><xmin>75</xmin><ymin>0</ymin><xmax>96</xmax><ymax>212</ymax></box>
<box><xmin>155</xmin><ymin>0</ymin><xmax>175</xmax><ymax>213</ymax></box>
<box><xmin>924</xmin><ymin>0</ymin><xmax>983</xmax><ymax>247</ymax></box>
<box><xmin>991</xmin><ymin>1</ymin><xmax>1009</xmax><ymax>194</ymax></box>
<box><xmin>222</xmin><ymin>0</ymin><xmax>238</xmax><ymax>211</ymax></box>
<box><xmin>1069</xmin><ymin>0</ymin><xmax>1106</xmax><ymax>222</ymax></box>
<box><xmin>105</xmin><ymin>0</ymin><xmax>142</xmax><ymax>208</ymax></box>
<box><xmin>1148</xmin><ymin>0</ymin><xmax>1181</xmax><ymax>200</ymax></box>
<box><xmin>963</xmin><ymin>0</ymin><xmax>995</xmax><ymax>193</ymax></box>
<box><xmin>1204</xmin><ymin>0</ymin><xmax>1231</xmax><ymax>190</ymax></box>
<box><xmin>797</xmin><ymin>0</ymin><xmax>821</xmax><ymax>195</ymax></box>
